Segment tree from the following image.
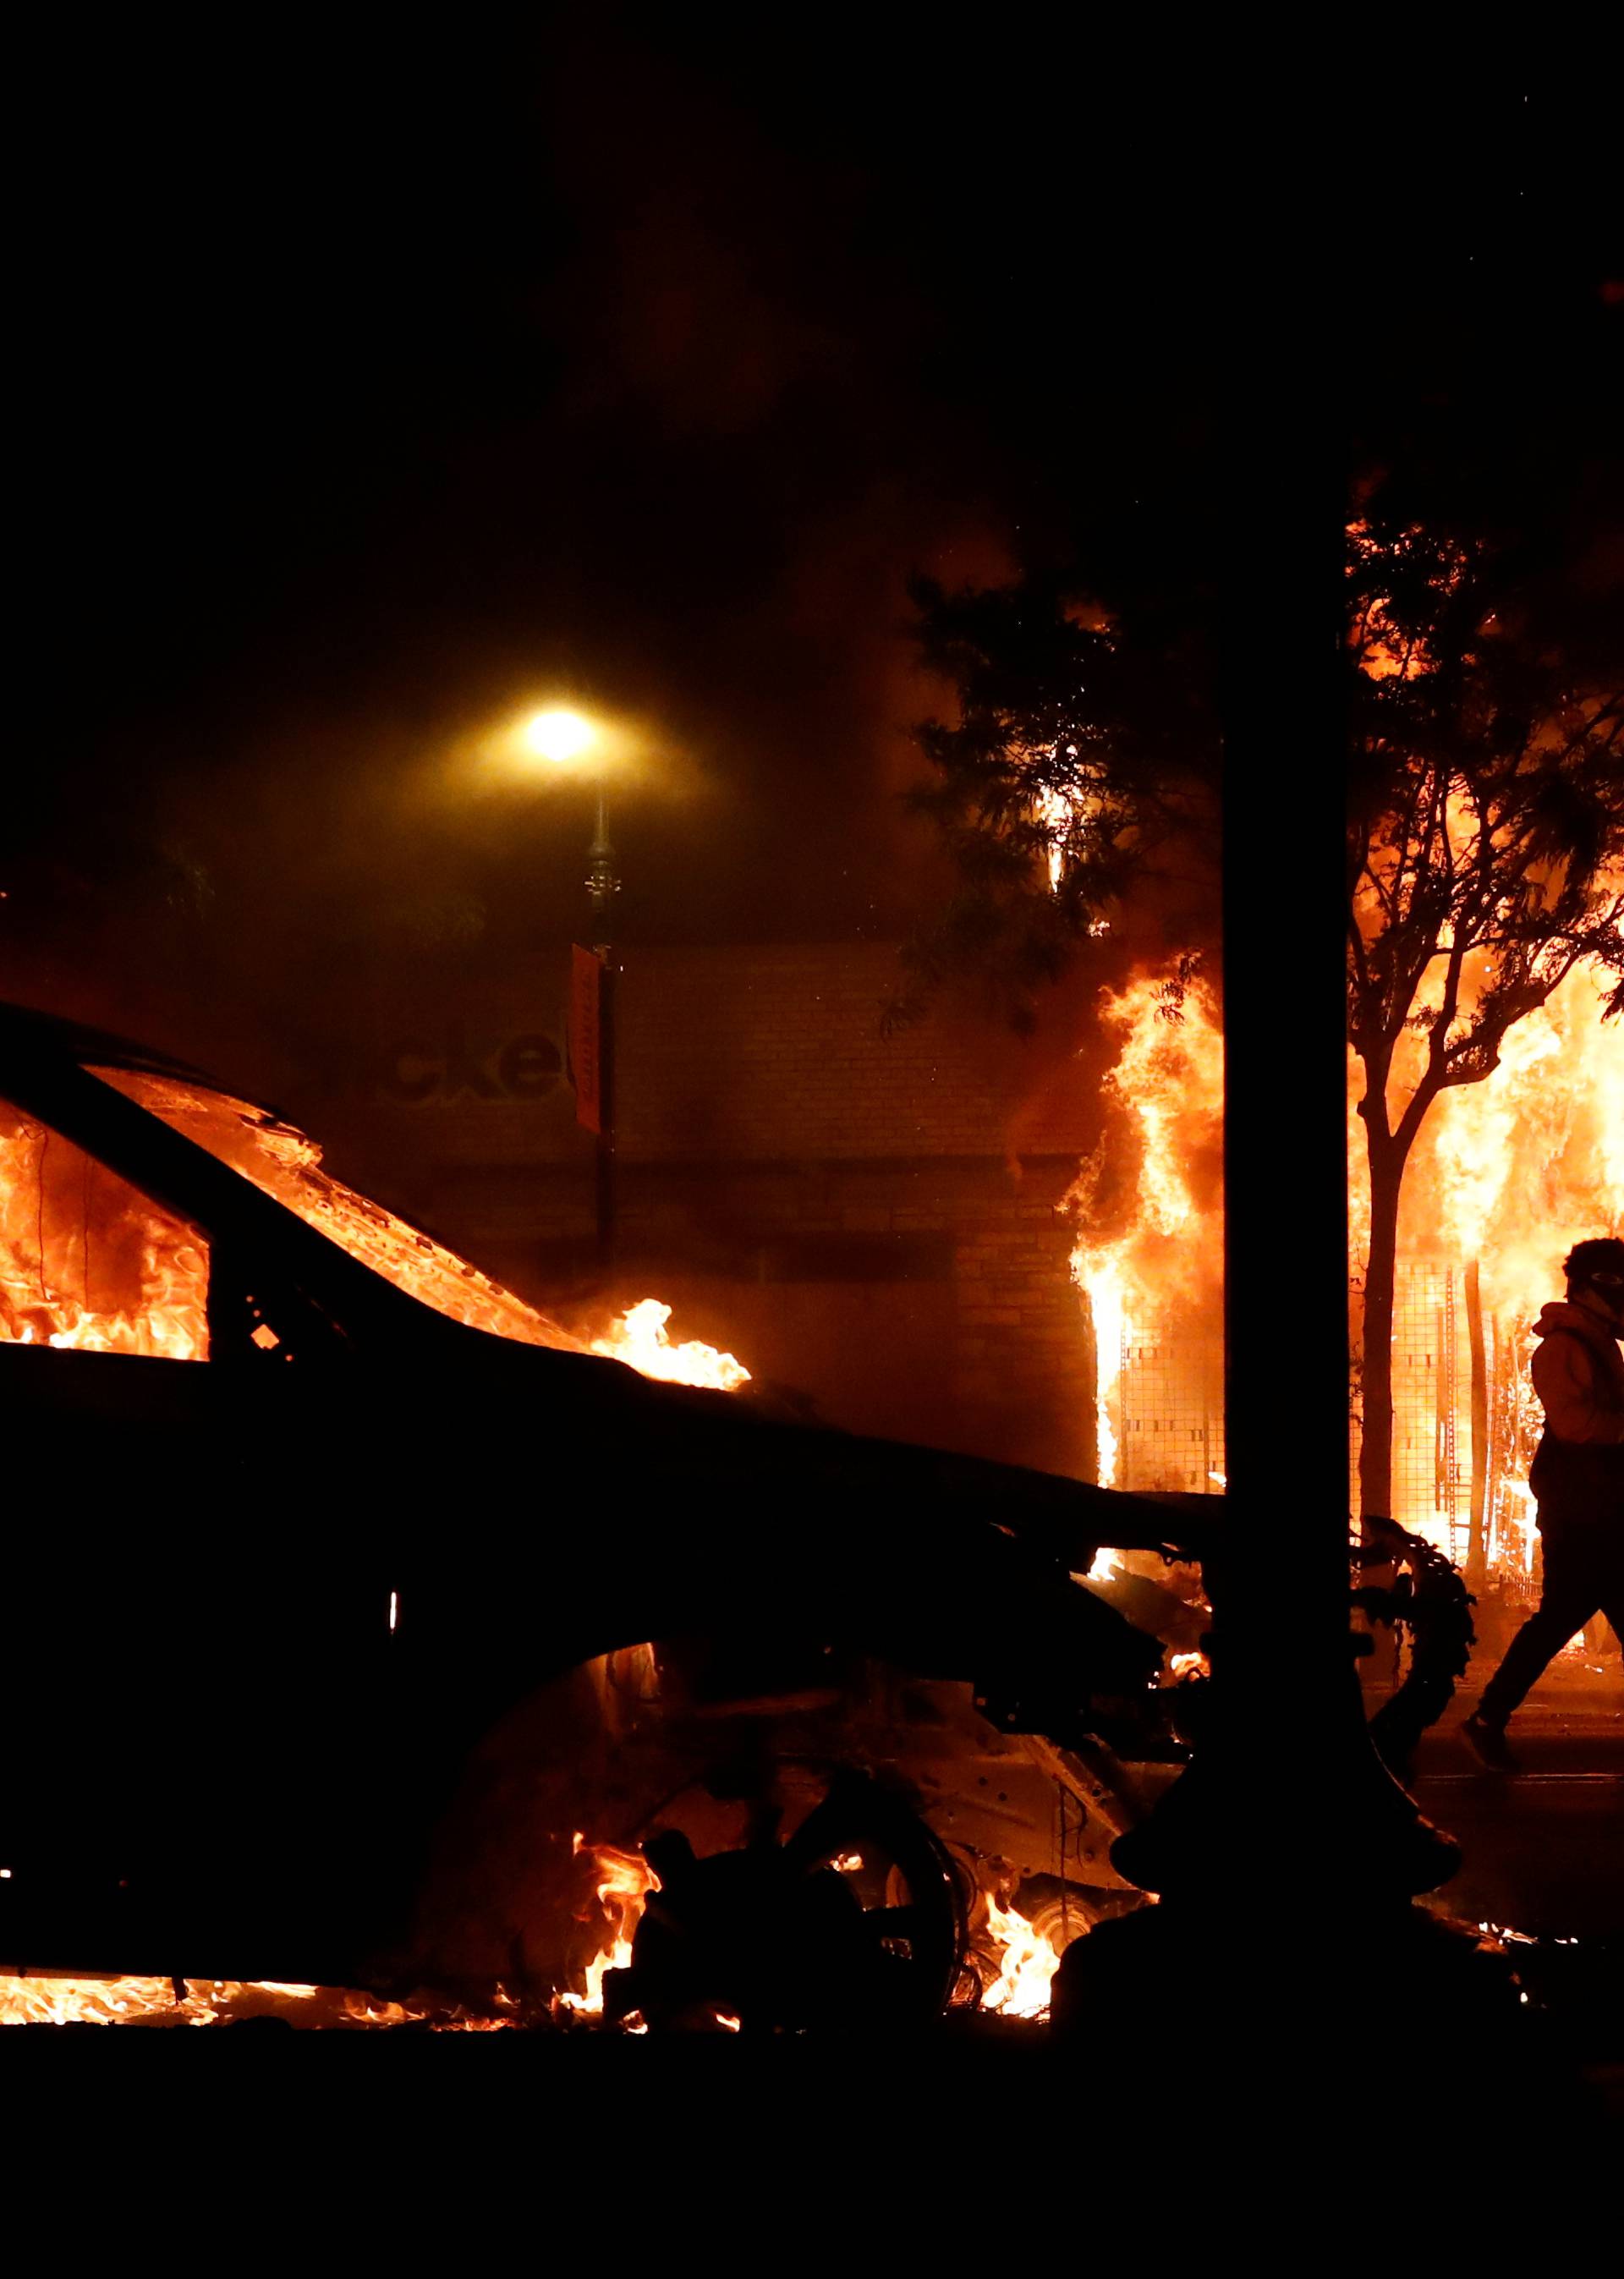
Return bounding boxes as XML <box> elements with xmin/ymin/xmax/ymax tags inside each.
<box><xmin>903</xmin><ymin>496</ymin><xmax>1624</xmax><ymax>1517</ymax></box>
<box><xmin>1345</xmin><ymin>508</ymin><xmax>1624</xmax><ymax>1515</ymax></box>
<box><xmin>890</xmin><ymin>564</ymin><xmax>1219</xmax><ymax>1033</ymax></box>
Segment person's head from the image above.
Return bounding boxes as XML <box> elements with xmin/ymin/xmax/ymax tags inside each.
<box><xmin>1565</xmin><ymin>1237</ymin><xmax>1624</xmax><ymax>1330</ymax></box>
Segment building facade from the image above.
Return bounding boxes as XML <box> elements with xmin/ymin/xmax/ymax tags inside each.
<box><xmin>297</xmin><ymin>942</ymin><xmax>1104</xmax><ymax>1480</ymax></box>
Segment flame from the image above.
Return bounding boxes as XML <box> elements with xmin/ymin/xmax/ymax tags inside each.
<box><xmin>1068</xmin><ymin>942</ymin><xmax>1618</xmax><ymax>1580</ymax></box>
<box><xmin>1073</xmin><ymin>947</ymin><xmax>1619</xmax><ymax>1590</ymax></box>
<box><xmin>93</xmin><ymin>1068</ymin><xmax>582</xmax><ymax>1353</ymax></box>
<box><xmin>1347</xmin><ymin>519</ymin><xmax>1463</xmax><ymax>682</ymax></box>
<box><xmin>1389</xmin><ymin>962</ymin><xmax>1624</xmax><ymax>1326</ymax></box>
<box><xmin>555</xmin><ymin>1834</ymin><xmax>659</xmax><ymax>2018</ymax></box>
<box><xmin>1351</xmin><ymin>953</ymin><xmax>1623</xmax><ymax>1567</ymax></box>
<box><xmin>1035</xmin><ymin>784</ymin><xmax>1079</xmax><ymax>891</ymax></box>
<box><xmin>0</xmin><ymin>1108</ymin><xmax>209</xmax><ymax>1360</ymax></box>
<box><xmin>0</xmin><ymin>1974</ymin><xmax>517</xmax><ymax>2029</ymax></box>
<box><xmin>0</xmin><ymin>1974</ymin><xmax>205</xmax><ymax>2027</ymax></box>
<box><xmin>590</xmin><ymin>1299</ymin><xmax>751</xmax><ymax>1392</ymax></box>
<box><xmin>551</xmin><ymin>1841</ymin><xmax>1076</xmax><ymax>2029</ymax></box>
<box><xmin>1067</xmin><ymin>970</ymin><xmax>1225</xmax><ymax>1490</ymax></box>
<box><xmin>1497</xmin><ymin>1480</ymin><xmax>1539</xmax><ymax>1576</ymax></box>
<box><xmin>1066</xmin><ymin>952</ymin><xmax>1619</xmax><ymax>1578</ymax></box>
<box><xmin>1076</xmin><ymin>1259</ymin><xmax>1125</xmax><ymax>1488</ymax></box>
<box><xmin>1030</xmin><ymin>772</ymin><xmax>1111</xmax><ymax>930</ymax></box>
<box><xmin>979</xmin><ymin>1894</ymin><xmax>1063</xmax><ymax>2020</ymax></box>
<box><xmin>79</xmin><ymin>1072</ymin><xmax>754</xmax><ymax>1394</ymax></box>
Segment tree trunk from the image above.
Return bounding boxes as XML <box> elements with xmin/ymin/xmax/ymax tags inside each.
<box><xmin>1095</xmin><ymin>204</ymin><xmax>1459</xmax><ymax>1924</ymax></box>
<box><xmin>1358</xmin><ymin>1136</ymin><xmax>1405</xmax><ymax>1520</ymax></box>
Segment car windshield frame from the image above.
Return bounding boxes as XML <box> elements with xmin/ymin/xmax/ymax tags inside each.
<box><xmin>85</xmin><ymin>1063</ymin><xmax>584</xmax><ymax>1356</ymax></box>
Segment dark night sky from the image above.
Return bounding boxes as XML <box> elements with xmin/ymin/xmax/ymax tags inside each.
<box><xmin>9</xmin><ymin>25</ymin><xmax>1619</xmax><ymax>1075</ymax></box>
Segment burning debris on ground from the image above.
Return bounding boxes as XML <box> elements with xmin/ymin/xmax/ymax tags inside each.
<box><xmin>0</xmin><ymin>1974</ymin><xmax>525</xmax><ymax>2031</ymax></box>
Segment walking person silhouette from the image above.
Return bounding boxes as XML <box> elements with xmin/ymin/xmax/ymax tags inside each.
<box><xmin>1463</xmin><ymin>1238</ymin><xmax>1624</xmax><ymax>1771</ymax></box>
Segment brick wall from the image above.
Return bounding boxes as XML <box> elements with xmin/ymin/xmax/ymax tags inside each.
<box><xmin>616</xmin><ymin>943</ymin><xmax>1066</xmax><ymax>1161</ymax></box>
<box><xmin>302</xmin><ymin>944</ymin><xmax>1102</xmax><ymax>1480</ymax></box>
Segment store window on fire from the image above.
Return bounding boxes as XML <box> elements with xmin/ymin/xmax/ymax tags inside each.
<box><xmin>0</xmin><ymin>1097</ymin><xmax>209</xmax><ymax>1360</ymax></box>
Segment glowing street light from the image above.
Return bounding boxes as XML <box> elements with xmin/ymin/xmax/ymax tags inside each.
<box><xmin>523</xmin><ymin>707</ymin><xmax>597</xmax><ymax>765</ymax></box>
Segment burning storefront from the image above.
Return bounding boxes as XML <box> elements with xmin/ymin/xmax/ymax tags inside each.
<box><xmin>1070</xmin><ymin>954</ymin><xmax>1623</xmax><ymax>1670</ymax></box>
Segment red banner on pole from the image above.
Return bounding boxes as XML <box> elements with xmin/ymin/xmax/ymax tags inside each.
<box><xmin>568</xmin><ymin>944</ymin><xmax>603</xmax><ymax>1134</ymax></box>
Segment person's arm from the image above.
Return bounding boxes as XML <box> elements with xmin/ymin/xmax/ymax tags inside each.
<box><xmin>1531</xmin><ymin>1333</ymin><xmax>1624</xmax><ymax>1444</ymax></box>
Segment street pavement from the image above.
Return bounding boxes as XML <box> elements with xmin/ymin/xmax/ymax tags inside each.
<box><xmin>1407</xmin><ymin>1650</ymin><xmax>1622</xmax><ymax>1941</ymax></box>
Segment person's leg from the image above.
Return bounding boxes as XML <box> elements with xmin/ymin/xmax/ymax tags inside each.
<box><xmin>1475</xmin><ymin>1536</ymin><xmax>1599</xmax><ymax>1728</ymax></box>
<box><xmin>1594</xmin><ymin>1547</ymin><xmax>1624</xmax><ymax>1664</ymax></box>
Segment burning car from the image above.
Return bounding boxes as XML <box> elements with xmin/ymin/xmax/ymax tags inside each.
<box><xmin>0</xmin><ymin>999</ymin><xmax>1233</xmax><ymax>2028</ymax></box>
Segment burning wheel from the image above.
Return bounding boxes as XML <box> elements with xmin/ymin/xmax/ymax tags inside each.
<box><xmin>599</xmin><ymin>1769</ymin><xmax>965</xmax><ymax>2035</ymax></box>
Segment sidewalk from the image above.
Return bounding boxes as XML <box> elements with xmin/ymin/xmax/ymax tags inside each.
<box><xmin>1400</xmin><ymin>1646</ymin><xmax>1624</xmax><ymax>1941</ymax></box>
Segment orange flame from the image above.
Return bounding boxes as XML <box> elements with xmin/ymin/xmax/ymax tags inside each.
<box><xmin>1073</xmin><ymin>940</ymin><xmax>1618</xmax><ymax>1582</ymax></box>
<box><xmin>52</xmin><ymin>1075</ymin><xmax>751</xmax><ymax>1394</ymax></box>
<box><xmin>555</xmin><ymin>1833</ymin><xmax>659</xmax><ymax>2018</ymax></box>
<box><xmin>0</xmin><ymin>1974</ymin><xmax>517</xmax><ymax>2029</ymax></box>
<box><xmin>93</xmin><ymin>1068</ymin><xmax>582</xmax><ymax>1352</ymax></box>
<box><xmin>979</xmin><ymin>1894</ymin><xmax>1063</xmax><ymax>2019</ymax></box>
<box><xmin>1067</xmin><ymin>970</ymin><xmax>1225</xmax><ymax>1489</ymax></box>
<box><xmin>1352</xmin><ymin>953</ymin><xmax>1623</xmax><ymax>1563</ymax></box>
<box><xmin>1386</xmin><ymin>962</ymin><xmax>1624</xmax><ymax>1324</ymax></box>
<box><xmin>590</xmin><ymin>1299</ymin><xmax>751</xmax><ymax>1392</ymax></box>
<box><xmin>0</xmin><ymin>1109</ymin><xmax>209</xmax><ymax>1360</ymax></box>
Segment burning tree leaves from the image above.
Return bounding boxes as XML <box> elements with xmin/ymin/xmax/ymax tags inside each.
<box><xmin>887</xmin><ymin>573</ymin><xmax>1216</xmax><ymax>1034</ymax></box>
<box><xmin>1346</xmin><ymin>498</ymin><xmax>1624</xmax><ymax>1514</ymax></box>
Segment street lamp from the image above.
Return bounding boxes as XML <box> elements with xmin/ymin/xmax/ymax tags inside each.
<box><xmin>523</xmin><ymin>707</ymin><xmax>596</xmax><ymax>765</ymax></box>
<box><xmin>518</xmin><ymin>707</ymin><xmax>621</xmax><ymax>1270</ymax></box>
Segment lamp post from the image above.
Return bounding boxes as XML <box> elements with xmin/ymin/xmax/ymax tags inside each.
<box><xmin>584</xmin><ymin>783</ymin><xmax>620</xmax><ymax>1270</ymax></box>
<box><xmin>523</xmin><ymin>707</ymin><xmax>620</xmax><ymax>1270</ymax></box>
